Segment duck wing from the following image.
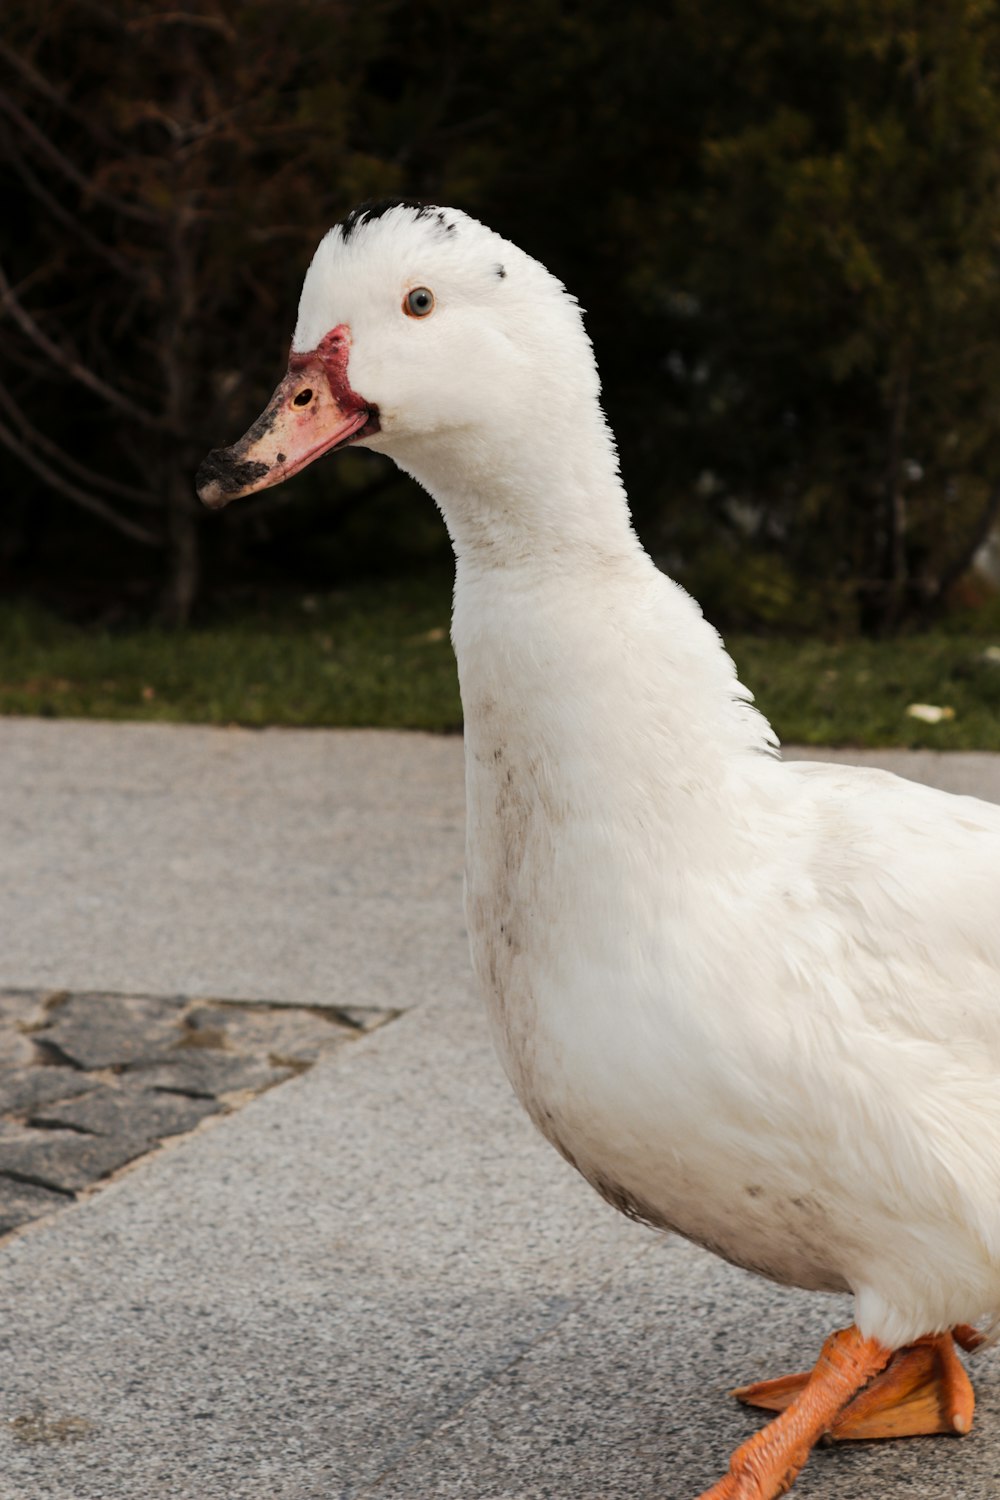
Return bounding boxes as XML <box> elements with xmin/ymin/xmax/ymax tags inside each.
<box><xmin>784</xmin><ymin>759</ymin><xmax>1000</xmax><ymax>1061</ymax></box>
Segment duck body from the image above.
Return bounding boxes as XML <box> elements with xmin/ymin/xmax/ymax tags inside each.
<box><xmin>198</xmin><ymin>200</ymin><xmax>1000</xmax><ymax>1493</ymax></box>
<box><xmin>456</xmin><ymin>540</ymin><xmax>1000</xmax><ymax>1351</ymax></box>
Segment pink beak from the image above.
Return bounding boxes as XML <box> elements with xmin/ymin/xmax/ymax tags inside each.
<box><xmin>196</xmin><ymin>326</ymin><xmax>378</xmax><ymax>509</ymax></box>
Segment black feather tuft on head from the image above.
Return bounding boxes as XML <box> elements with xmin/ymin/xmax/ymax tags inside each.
<box><xmin>338</xmin><ymin>198</ymin><xmax>458</xmax><ymax>243</ymax></box>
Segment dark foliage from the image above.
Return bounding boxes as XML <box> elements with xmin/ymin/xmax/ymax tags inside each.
<box><xmin>2</xmin><ymin>0</ymin><xmax>999</xmax><ymax>629</ymax></box>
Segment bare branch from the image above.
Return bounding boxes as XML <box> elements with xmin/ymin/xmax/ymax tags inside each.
<box><xmin>0</xmin><ymin>88</ymin><xmax>161</xmax><ymax>225</ymax></box>
<box><xmin>0</xmin><ymin>261</ymin><xmax>164</xmax><ymax>430</ymax></box>
<box><xmin>0</xmin><ymin>39</ymin><xmax>119</xmax><ymax>150</ymax></box>
<box><xmin>0</xmin><ymin>127</ymin><xmax>144</xmax><ymax>281</ymax></box>
<box><xmin>0</xmin><ymin>380</ymin><xmax>157</xmax><ymax>506</ymax></box>
<box><xmin>0</xmin><ymin>415</ymin><xmax>160</xmax><ymax>546</ymax></box>
<box><xmin>125</xmin><ymin>11</ymin><xmax>237</xmax><ymax>40</ymax></box>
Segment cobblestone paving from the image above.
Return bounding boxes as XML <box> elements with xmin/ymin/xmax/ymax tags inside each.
<box><xmin>0</xmin><ymin>988</ymin><xmax>397</xmax><ymax>1237</ymax></box>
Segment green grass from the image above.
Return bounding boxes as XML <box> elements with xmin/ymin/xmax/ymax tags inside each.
<box><xmin>732</xmin><ymin>633</ymin><xmax>1000</xmax><ymax>749</ymax></box>
<box><xmin>2</xmin><ymin>581</ymin><xmax>1000</xmax><ymax>747</ymax></box>
<box><xmin>0</xmin><ymin>580</ymin><xmax>463</xmax><ymax>732</ymax></box>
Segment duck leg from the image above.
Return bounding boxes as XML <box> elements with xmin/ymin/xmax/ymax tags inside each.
<box><xmin>733</xmin><ymin>1327</ymin><xmax>976</xmax><ymax>1439</ymax></box>
<box><xmin>696</xmin><ymin>1325</ymin><xmax>891</xmax><ymax>1499</ymax></box>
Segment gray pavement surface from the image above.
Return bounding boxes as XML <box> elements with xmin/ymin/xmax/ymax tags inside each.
<box><xmin>0</xmin><ymin>718</ymin><xmax>998</xmax><ymax>1499</ymax></box>
<box><xmin>0</xmin><ymin>721</ymin><xmax>468</xmax><ymax>1008</ymax></box>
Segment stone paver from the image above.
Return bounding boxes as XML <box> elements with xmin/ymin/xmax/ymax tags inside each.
<box><xmin>0</xmin><ymin>986</ymin><xmax>397</xmax><ymax>1236</ymax></box>
<box><xmin>0</xmin><ymin>1179</ymin><xmax>68</xmax><ymax>1238</ymax></box>
<box><xmin>0</xmin><ymin>993</ymin><xmax>47</xmax><ymax>1069</ymax></box>
<box><xmin>0</xmin><ymin>1069</ymin><xmax>92</xmax><ymax>1115</ymax></box>
<box><xmin>126</xmin><ymin>1046</ymin><xmax>290</xmax><ymax>1097</ymax></box>
<box><xmin>28</xmin><ymin>1082</ymin><xmax>218</xmax><ymax>1139</ymax></box>
<box><xmin>0</xmin><ymin>1128</ymin><xmax>153</xmax><ymax>1194</ymax></box>
<box><xmin>40</xmin><ymin>990</ymin><xmax>188</xmax><ymax>1069</ymax></box>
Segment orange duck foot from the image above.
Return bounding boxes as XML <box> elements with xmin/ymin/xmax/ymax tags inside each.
<box><xmin>696</xmin><ymin>1322</ymin><xmax>977</xmax><ymax>1500</ymax></box>
<box><xmin>733</xmin><ymin>1326</ymin><xmax>976</xmax><ymax>1440</ymax></box>
<box><xmin>695</xmin><ymin>1326</ymin><xmax>891</xmax><ymax>1499</ymax></box>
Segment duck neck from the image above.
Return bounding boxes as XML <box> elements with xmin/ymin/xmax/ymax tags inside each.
<box><xmin>388</xmin><ymin>411</ymin><xmax>643</xmax><ymax>575</ymax></box>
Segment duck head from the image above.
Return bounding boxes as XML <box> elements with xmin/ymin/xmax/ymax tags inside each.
<box><xmin>196</xmin><ymin>200</ymin><xmax>611</xmax><ymax>518</ymax></box>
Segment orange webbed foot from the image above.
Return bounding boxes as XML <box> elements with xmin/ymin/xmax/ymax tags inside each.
<box><xmin>733</xmin><ymin>1327</ymin><xmax>976</xmax><ymax>1441</ymax></box>
<box><xmin>731</xmin><ymin>1368</ymin><xmax>811</xmax><ymax>1416</ymax></box>
<box><xmin>831</xmin><ymin>1331</ymin><xmax>974</xmax><ymax>1439</ymax></box>
<box><xmin>695</xmin><ymin>1326</ymin><xmax>891</xmax><ymax>1499</ymax></box>
<box><xmin>697</xmin><ymin>1323</ymin><xmax>979</xmax><ymax>1499</ymax></box>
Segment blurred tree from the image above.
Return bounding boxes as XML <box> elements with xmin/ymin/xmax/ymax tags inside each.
<box><xmin>2</xmin><ymin>0</ymin><xmax>999</xmax><ymax>630</ymax></box>
<box><xmin>0</xmin><ymin>0</ymin><xmax>407</xmax><ymax>621</ymax></box>
<box><xmin>658</xmin><ymin>0</ymin><xmax>1000</xmax><ymax>630</ymax></box>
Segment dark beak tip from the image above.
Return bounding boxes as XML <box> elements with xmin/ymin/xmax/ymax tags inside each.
<box><xmin>195</xmin><ymin>447</ymin><xmax>270</xmax><ymax>508</ymax></box>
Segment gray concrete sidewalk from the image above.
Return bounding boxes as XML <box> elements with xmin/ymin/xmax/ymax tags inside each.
<box><xmin>0</xmin><ymin>720</ymin><xmax>998</xmax><ymax>1499</ymax></box>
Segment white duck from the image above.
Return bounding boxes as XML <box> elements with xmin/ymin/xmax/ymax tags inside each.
<box><xmin>197</xmin><ymin>201</ymin><xmax>1000</xmax><ymax>1499</ymax></box>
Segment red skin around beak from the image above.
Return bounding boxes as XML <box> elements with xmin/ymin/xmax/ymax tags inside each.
<box><xmin>196</xmin><ymin>326</ymin><xmax>379</xmax><ymax>509</ymax></box>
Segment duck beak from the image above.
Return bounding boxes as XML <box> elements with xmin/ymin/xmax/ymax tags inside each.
<box><xmin>196</xmin><ymin>331</ymin><xmax>377</xmax><ymax>508</ymax></box>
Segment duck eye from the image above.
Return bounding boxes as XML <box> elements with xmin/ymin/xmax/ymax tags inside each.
<box><xmin>292</xmin><ymin>388</ymin><xmax>313</xmax><ymax>407</ymax></box>
<box><xmin>404</xmin><ymin>287</ymin><xmax>435</xmax><ymax>318</ymax></box>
